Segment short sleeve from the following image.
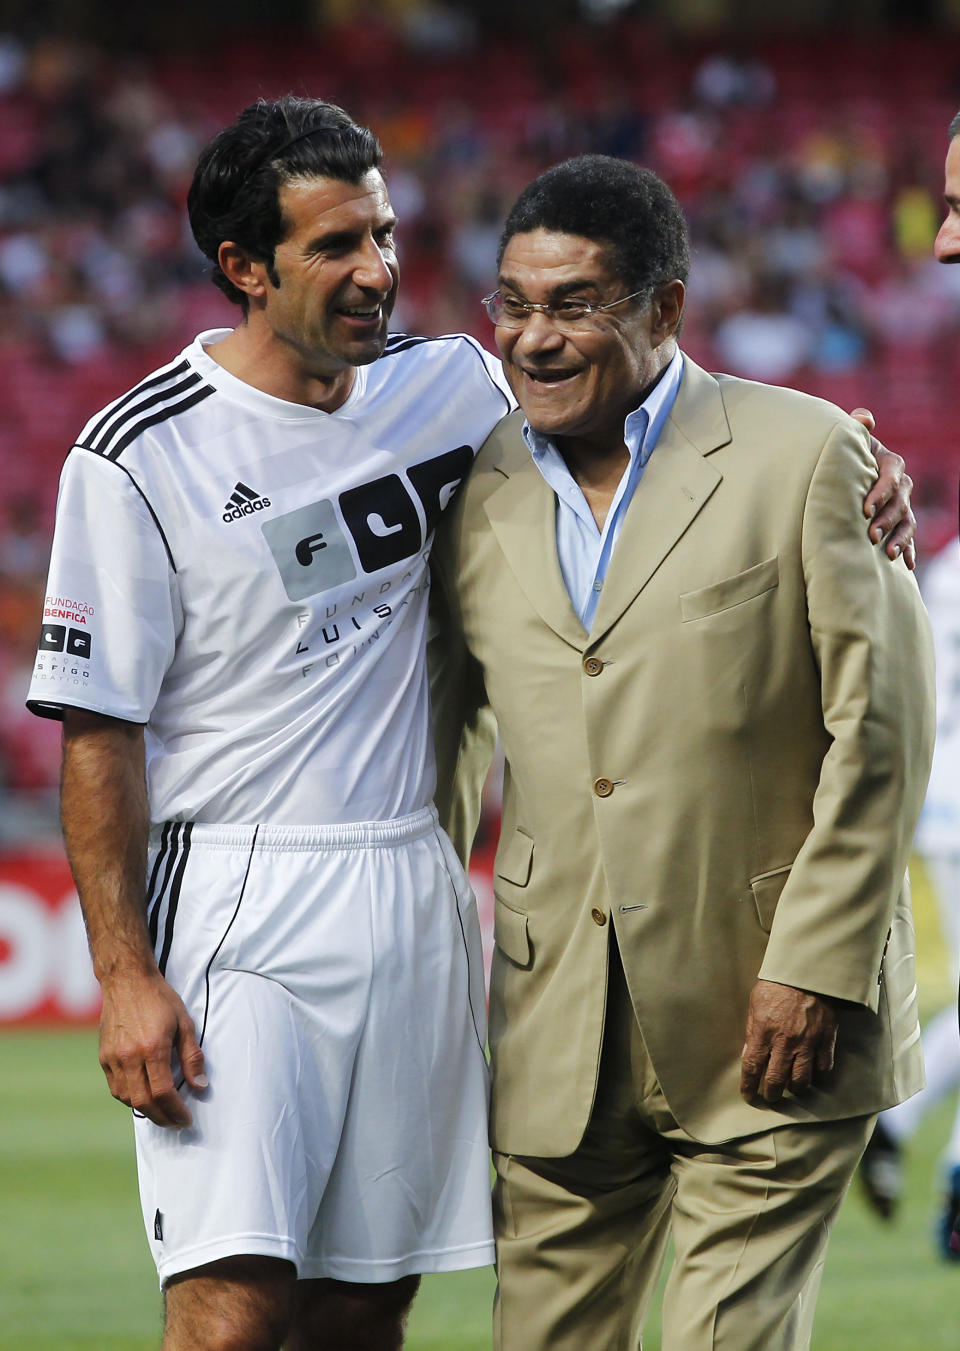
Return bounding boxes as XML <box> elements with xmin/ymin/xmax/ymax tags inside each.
<box><xmin>26</xmin><ymin>449</ymin><xmax>178</xmax><ymax>723</ymax></box>
<box><xmin>462</xmin><ymin>333</ymin><xmax>515</xmax><ymax>412</ymax></box>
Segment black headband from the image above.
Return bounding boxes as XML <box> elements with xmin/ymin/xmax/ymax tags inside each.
<box><xmin>258</xmin><ymin>123</ymin><xmax>339</xmax><ymax>168</ymax></box>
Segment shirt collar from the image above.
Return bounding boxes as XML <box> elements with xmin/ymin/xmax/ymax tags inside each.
<box><xmin>522</xmin><ymin>347</ymin><xmax>684</xmax><ymax>467</ymax></box>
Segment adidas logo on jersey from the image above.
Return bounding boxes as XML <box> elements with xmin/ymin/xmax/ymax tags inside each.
<box><xmin>223</xmin><ymin>482</ymin><xmax>271</xmax><ymax>522</ymax></box>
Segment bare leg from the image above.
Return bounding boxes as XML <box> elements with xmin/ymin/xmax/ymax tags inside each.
<box><xmin>288</xmin><ymin>1275</ymin><xmax>421</xmax><ymax>1351</ymax></box>
<box><xmin>163</xmin><ymin>1256</ymin><xmax>296</xmax><ymax>1351</ymax></box>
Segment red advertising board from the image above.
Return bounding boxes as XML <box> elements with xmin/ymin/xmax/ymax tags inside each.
<box><xmin>0</xmin><ymin>851</ymin><xmax>100</xmax><ymax>1024</ymax></box>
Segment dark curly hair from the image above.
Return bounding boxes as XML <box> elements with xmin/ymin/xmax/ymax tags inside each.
<box><xmin>497</xmin><ymin>154</ymin><xmax>690</xmax><ymax>300</ymax></box>
<box><xmin>188</xmin><ymin>95</ymin><xmax>383</xmax><ymax>312</ymax></box>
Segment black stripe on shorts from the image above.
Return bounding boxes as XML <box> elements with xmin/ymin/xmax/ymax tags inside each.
<box><xmin>158</xmin><ymin>822</ymin><xmax>193</xmax><ymax>977</ymax></box>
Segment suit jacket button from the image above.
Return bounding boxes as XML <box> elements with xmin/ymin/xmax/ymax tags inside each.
<box><xmin>591</xmin><ymin>908</ymin><xmax>607</xmax><ymax>926</ymax></box>
<box><xmin>594</xmin><ymin>777</ymin><xmax>614</xmax><ymax>797</ymax></box>
<box><xmin>583</xmin><ymin>656</ymin><xmax>604</xmax><ymax>676</ymax></box>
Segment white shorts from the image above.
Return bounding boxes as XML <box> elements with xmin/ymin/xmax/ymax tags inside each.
<box><xmin>134</xmin><ymin>806</ymin><xmax>494</xmax><ymax>1285</ymax></box>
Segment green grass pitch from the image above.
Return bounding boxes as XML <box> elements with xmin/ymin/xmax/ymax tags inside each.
<box><xmin>1</xmin><ymin>859</ymin><xmax>957</xmax><ymax>1349</ymax></box>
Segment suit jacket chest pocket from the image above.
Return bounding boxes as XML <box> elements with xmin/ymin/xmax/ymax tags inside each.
<box><xmin>676</xmin><ymin>556</ymin><xmax>780</xmax><ymax>736</ymax></box>
<box><xmin>680</xmin><ymin>555</ymin><xmax>780</xmax><ymax>623</ymax></box>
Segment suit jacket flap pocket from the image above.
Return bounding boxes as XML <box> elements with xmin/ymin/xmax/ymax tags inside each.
<box><xmin>494</xmin><ymin>902</ymin><xmax>531</xmax><ymax>967</ymax></box>
<box><xmin>749</xmin><ymin>864</ymin><xmax>792</xmax><ymax>933</ymax></box>
<box><xmin>680</xmin><ymin>555</ymin><xmax>780</xmax><ymax>622</ymax></box>
<box><xmin>496</xmin><ymin>829</ymin><xmax>535</xmax><ymax>886</ymax></box>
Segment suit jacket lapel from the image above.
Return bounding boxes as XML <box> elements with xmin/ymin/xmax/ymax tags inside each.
<box><xmin>588</xmin><ymin>359</ymin><xmax>730</xmax><ymax>645</ymax></box>
<box><xmin>483</xmin><ymin>428</ymin><xmax>588</xmax><ymax>651</ymax></box>
<box><xmin>480</xmin><ymin>360</ymin><xmax>731</xmax><ymax>651</ymax></box>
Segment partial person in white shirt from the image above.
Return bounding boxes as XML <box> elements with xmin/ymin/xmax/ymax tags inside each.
<box><xmin>860</xmin><ymin>104</ymin><xmax>960</xmax><ymax>1258</ymax></box>
<box><xmin>859</xmin><ymin>536</ymin><xmax>960</xmax><ymax>1255</ymax></box>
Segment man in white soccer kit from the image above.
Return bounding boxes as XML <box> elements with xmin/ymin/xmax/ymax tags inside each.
<box><xmin>26</xmin><ymin>98</ymin><xmax>512</xmax><ymax>1351</ymax></box>
<box><xmin>29</xmin><ymin>327</ymin><xmax>510</xmax><ymax>1282</ymax></box>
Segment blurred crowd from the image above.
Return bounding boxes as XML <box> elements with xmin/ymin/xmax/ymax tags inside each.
<box><xmin>2</xmin><ymin>13</ymin><xmax>959</xmax><ymax>839</ymax></box>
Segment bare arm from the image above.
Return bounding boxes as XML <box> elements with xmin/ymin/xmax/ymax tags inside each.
<box><xmin>61</xmin><ymin>708</ymin><xmax>205</xmax><ymax>1127</ymax></box>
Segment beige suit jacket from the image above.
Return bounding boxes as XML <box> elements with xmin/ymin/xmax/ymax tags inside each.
<box><xmin>431</xmin><ymin>356</ymin><xmax>935</xmax><ymax>1156</ymax></box>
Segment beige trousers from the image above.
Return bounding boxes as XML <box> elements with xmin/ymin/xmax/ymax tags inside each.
<box><xmin>492</xmin><ymin>947</ymin><xmax>873</xmax><ymax>1351</ymax></box>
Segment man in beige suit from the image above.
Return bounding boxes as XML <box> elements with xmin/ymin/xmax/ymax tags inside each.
<box><xmin>431</xmin><ymin>155</ymin><xmax>935</xmax><ymax>1350</ymax></box>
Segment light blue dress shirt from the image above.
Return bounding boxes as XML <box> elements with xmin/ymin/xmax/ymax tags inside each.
<box><xmin>523</xmin><ymin>348</ymin><xmax>684</xmax><ymax>631</ymax></box>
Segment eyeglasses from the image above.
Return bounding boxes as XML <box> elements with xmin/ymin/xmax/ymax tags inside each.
<box><xmin>481</xmin><ymin>288</ymin><xmax>648</xmax><ymax>333</ymax></box>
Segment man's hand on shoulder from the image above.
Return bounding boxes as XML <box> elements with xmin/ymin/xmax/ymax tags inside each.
<box><xmin>850</xmin><ymin>408</ymin><xmax>916</xmax><ymax>570</ymax></box>
<box><xmin>739</xmin><ymin>979</ymin><xmax>838</xmax><ymax>1104</ymax></box>
<box><xmin>98</xmin><ymin>969</ymin><xmax>207</xmax><ymax>1128</ymax></box>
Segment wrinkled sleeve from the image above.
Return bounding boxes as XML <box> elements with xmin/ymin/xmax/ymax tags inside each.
<box><xmin>757</xmin><ymin>417</ymin><xmax>936</xmax><ymax>1009</ymax></box>
<box><xmin>27</xmin><ymin>449</ymin><xmax>178</xmax><ymax>724</ymax></box>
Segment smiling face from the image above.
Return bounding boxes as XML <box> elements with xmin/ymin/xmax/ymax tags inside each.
<box><xmin>934</xmin><ymin>135</ymin><xmax>960</xmax><ymax>263</ymax></box>
<box><xmin>217</xmin><ymin>169</ymin><xmax>400</xmax><ymax>406</ymax></box>
<box><xmin>494</xmin><ymin>229</ymin><xmax>682</xmax><ymax>460</ymax></box>
<box><xmin>265</xmin><ymin>170</ymin><xmax>399</xmax><ymax>368</ymax></box>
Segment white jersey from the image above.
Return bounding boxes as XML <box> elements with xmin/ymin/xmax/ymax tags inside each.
<box><xmin>27</xmin><ymin>329</ymin><xmax>513</xmax><ymax>825</ymax></box>
<box><xmin>915</xmin><ymin>537</ymin><xmax>960</xmax><ymax>857</ymax></box>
